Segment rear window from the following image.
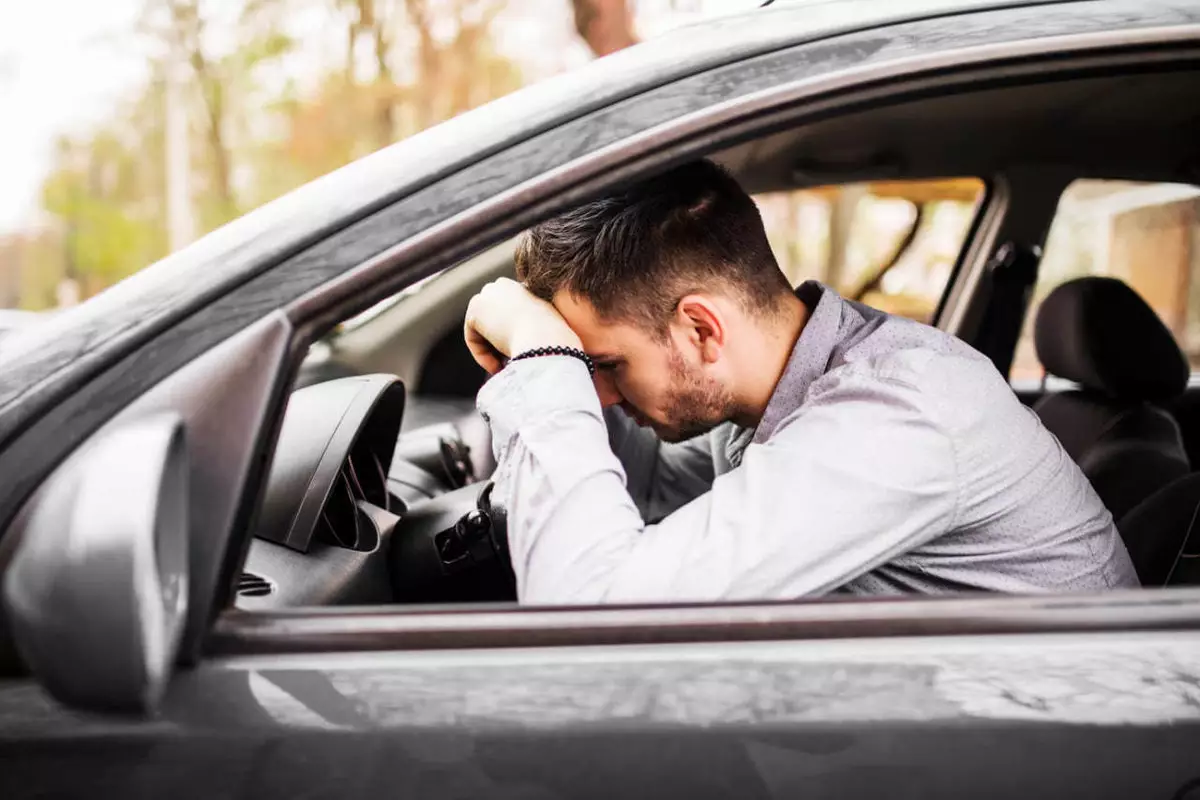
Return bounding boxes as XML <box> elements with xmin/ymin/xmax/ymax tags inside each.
<box><xmin>753</xmin><ymin>177</ymin><xmax>985</xmax><ymax>324</ymax></box>
<box><xmin>1011</xmin><ymin>179</ymin><xmax>1200</xmax><ymax>384</ymax></box>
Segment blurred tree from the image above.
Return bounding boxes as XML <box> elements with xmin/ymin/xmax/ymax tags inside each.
<box><xmin>571</xmin><ymin>0</ymin><xmax>637</xmax><ymax>56</ymax></box>
<box><xmin>38</xmin><ymin>128</ymin><xmax>169</xmax><ymax>300</ymax></box>
<box><xmin>12</xmin><ymin>231</ymin><xmax>66</xmax><ymax>311</ymax></box>
<box><xmin>259</xmin><ymin>0</ymin><xmax>518</xmax><ymax>196</ymax></box>
<box><xmin>21</xmin><ymin>0</ymin><xmax>532</xmax><ymax>306</ymax></box>
<box><xmin>154</xmin><ymin>0</ymin><xmax>235</xmax><ymax>222</ymax></box>
<box><xmin>339</xmin><ymin>0</ymin><xmax>400</xmax><ymax>149</ymax></box>
<box><xmin>400</xmin><ymin>0</ymin><xmax>513</xmax><ymax>129</ymax></box>
<box><xmin>144</xmin><ymin>0</ymin><xmax>296</xmax><ymax>228</ymax></box>
<box><xmin>25</xmin><ymin>84</ymin><xmax>170</xmax><ymax>306</ymax></box>
<box><xmin>0</xmin><ymin>236</ymin><xmax>20</xmax><ymax>308</ymax></box>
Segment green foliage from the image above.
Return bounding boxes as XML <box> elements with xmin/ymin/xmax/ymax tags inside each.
<box><xmin>20</xmin><ymin>0</ymin><xmax>528</xmax><ymax>308</ymax></box>
<box><xmin>43</xmin><ymin>168</ymin><xmax>165</xmax><ymax>288</ymax></box>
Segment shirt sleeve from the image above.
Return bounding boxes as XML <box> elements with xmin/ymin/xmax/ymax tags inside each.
<box><xmin>477</xmin><ymin>355</ymin><xmax>958</xmax><ymax>604</ymax></box>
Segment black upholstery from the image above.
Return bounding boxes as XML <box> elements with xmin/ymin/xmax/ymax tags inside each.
<box><xmin>1118</xmin><ymin>472</ymin><xmax>1200</xmax><ymax>586</ymax></box>
<box><xmin>1033</xmin><ymin>277</ymin><xmax>1190</xmax><ymax>521</ymax></box>
<box><xmin>1035</xmin><ymin>277</ymin><xmax>1188</xmax><ymax>401</ymax></box>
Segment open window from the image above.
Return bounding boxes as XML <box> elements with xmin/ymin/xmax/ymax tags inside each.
<box><xmin>228</xmin><ymin>51</ymin><xmax>1200</xmax><ymax>617</ymax></box>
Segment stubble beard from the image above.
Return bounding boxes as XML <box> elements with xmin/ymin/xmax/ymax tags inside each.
<box><xmin>654</xmin><ymin>348</ymin><xmax>735</xmax><ymax>444</ymax></box>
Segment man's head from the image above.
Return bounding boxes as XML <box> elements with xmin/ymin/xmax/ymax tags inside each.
<box><xmin>516</xmin><ymin>159</ymin><xmax>797</xmax><ymax>442</ymax></box>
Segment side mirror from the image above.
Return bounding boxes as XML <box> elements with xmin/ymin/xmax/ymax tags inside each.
<box><xmin>3</xmin><ymin>414</ymin><xmax>189</xmax><ymax>714</ymax></box>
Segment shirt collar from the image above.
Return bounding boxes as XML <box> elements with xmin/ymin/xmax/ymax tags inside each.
<box><xmin>752</xmin><ymin>280</ymin><xmax>844</xmax><ymax>444</ymax></box>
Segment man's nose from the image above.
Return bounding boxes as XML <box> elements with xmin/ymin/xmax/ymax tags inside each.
<box><xmin>593</xmin><ymin>371</ymin><xmax>623</xmax><ymax>407</ymax></box>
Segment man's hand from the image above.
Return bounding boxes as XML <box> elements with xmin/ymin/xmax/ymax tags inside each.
<box><xmin>464</xmin><ymin>278</ymin><xmax>583</xmax><ymax>374</ymax></box>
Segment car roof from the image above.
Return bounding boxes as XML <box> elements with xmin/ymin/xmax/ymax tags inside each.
<box><xmin>0</xmin><ymin>0</ymin><xmax>1091</xmax><ymax>419</ymax></box>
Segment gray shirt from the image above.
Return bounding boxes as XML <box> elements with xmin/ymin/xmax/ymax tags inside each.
<box><xmin>477</xmin><ymin>281</ymin><xmax>1139</xmax><ymax>603</ymax></box>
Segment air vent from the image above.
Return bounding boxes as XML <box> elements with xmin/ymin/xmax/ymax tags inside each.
<box><xmin>238</xmin><ymin>572</ymin><xmax>273</xmax><ymax>597</ymax></box>
<box><xmin>343</xmin><ymin>463</ymin><xmax>368</xmax><ymax>502</ymax></box>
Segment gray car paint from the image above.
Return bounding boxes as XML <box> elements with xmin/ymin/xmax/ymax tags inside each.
<box><xmin>3</xmin><ymin>633</ymin><xmax>1200</xmax><ymax>797</ymax></box>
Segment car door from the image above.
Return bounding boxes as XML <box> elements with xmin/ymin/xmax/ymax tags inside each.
<box><xmin>5</xmin><ymin>3</ymin><xmax>1200</xmax><ymax>799</ymax></box>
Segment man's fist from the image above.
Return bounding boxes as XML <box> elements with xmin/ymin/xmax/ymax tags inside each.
<box><xmin>463</xmin><ymin>278</ymin><xmax>583</xmax><ymax>374</ymax></box>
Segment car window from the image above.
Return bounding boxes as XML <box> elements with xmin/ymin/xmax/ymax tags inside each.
<box><xmin>753</xmin><ymin>178</ymin><xmax>985</xmax><ymax>324</ymax></box>
<box><xmin>1010</xmin><ymin>179</ymin><xmax>1200</xmax><ymax>385</ymax></box>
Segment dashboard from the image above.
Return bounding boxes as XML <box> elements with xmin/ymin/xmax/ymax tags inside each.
<box><xmin>239</xmin><ymin>375</ymin><xmax>514</xmax><ymax>609</ymax></box>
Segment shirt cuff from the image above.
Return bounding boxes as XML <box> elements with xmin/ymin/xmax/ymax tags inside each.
<box><xmin>476</xmin><ymin>356</ymin><xmax>602</xmax><ymax>451</ymax></box>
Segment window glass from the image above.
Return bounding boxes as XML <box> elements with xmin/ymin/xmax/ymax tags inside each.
<box><xmin>753</xmin><ymin>177</ymin><xmax>985</xmax><ymax>324</ymax></box>
<box><xmin>1011</xmin><ymin>179</ymin><xmax>1200</xmax><ymax>384</ymax></box>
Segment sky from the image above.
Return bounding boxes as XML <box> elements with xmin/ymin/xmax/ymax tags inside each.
<box><xmin>0</xmin><ymin>0</ymin><xmax>147</xmax><ymax>234</ymax></box>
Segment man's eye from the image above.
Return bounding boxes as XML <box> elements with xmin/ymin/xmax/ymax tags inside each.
<box><xmin>596</xmin><ymin>361</ymin><xmax>620</xmax><ymax>372</ymax></box>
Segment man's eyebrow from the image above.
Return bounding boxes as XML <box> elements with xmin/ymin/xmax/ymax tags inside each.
<box><xmin>589</xmin><ymin>352</ymin><xmax>622</xmax><ymax>363</ymax></box>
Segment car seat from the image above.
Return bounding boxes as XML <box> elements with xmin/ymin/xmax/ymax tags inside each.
<box><xmin>1033</xmin><ymin>276</ymin><xmax>1190</xmax><ymax>521</ymax></box>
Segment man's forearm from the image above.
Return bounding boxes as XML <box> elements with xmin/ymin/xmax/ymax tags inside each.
<box><xmin>478</xmin><ymin>357</ymin><xmax>645</xmax><ymax>602</ymax></box>
<box><xmin>603</xmin><ymin>406</ymin><xmax>662</xmax><ymax>518</ymax></box>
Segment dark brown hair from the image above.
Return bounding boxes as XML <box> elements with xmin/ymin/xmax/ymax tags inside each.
<box><xmin>516</xmin><ymin>159</ymin><xmax>791</xmax><ymax>333</ymax></box>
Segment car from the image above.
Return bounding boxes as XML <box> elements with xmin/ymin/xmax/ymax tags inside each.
<box><xmin>3</xmin><ymin>0</ymin><xmax>1200</xmax><ymax>796</ymax></box>
<box><xmin>0</xmin><ymin>309</ymin><xmax>40</xmax><ymax>341</ymax></box>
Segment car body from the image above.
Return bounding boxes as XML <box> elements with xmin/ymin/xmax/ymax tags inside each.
<box><xmin>0</xmin><ymin>309</ymin><xmax>40</xmax><ymax>341</ymax></box>
<box><xmin>4</xmin><ymin>0</ymin><xmax>1200</xmax><ymax>797</ymax></box>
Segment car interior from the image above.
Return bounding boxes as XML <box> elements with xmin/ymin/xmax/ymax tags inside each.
<box><xmin>235</xmin><ymin>64</ymin><xmax>1200</xmax><ymax>612</ymax></box>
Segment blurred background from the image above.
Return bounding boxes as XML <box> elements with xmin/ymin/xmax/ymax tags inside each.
<box><xmin>2</xmin><ymin>1</ymin><xmax>1198</xmax><ymax>382</ymax></box>
<box><xmin>0</xmin><ymin>0</ymin><xmax>977</xmax><ymax>314</ymax></box>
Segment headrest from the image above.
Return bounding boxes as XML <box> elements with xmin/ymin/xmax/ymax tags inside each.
<box><xmin>1034</xmin><ymin>277</ymin><xmax>1188</xmax><ymax>402</ymax></box>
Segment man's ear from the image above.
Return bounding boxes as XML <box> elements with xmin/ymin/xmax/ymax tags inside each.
<box><xmin>675</xmin><ymin>295</ymin><xmax>725</xmax><ymax>364</ymax></box>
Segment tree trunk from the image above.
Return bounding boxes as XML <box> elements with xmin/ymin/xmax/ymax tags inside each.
<box><xmin>163</xmin><ymin>0</ymin><xmax>236</xmax><ymax>218</ymax></box>
<box><xmin>353</xmin><ymin>0</ymin><xmax>395</xmax><ymax>149</ymax></box>
<box><xmin>570</xmin><ymin>0</ymin><xmax>637</xmax><ymax>57</ymax></box>
<box><xmin>403</xmin><ymin>0</ymin><xmax>439</xmax><ymax>129</ymax></box>
<box><xmin>191</xmin><ymin>53</ymin><xmax>236</xmax><ymax>216</ymax></box>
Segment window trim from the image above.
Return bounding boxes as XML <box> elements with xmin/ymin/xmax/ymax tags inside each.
<box><xmin>209</xmin><ymin>588</ymin><xmax>1200</xmax><ymax>657</ymax></box>
<box><xmin>940</xmin><ymin>175</ymin><xmax>1011</xmax><ymax>334</ymax></box>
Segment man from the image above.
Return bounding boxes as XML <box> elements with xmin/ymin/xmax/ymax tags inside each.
<box><xmin>464</xmin><ymin>159</ymin><xmax>1138</xmax><ymax>604</ymax></box>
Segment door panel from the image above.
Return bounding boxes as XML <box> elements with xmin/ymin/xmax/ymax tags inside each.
<box><xmin>4</xmin><ymin>631</ymin><xmax>1200</xmax><ymax>798</ymax></box>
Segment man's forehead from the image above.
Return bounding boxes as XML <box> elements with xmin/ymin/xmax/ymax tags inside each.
<box><xmin>552</xmin><ymin>290</ymin><xmax>632</xmax><ymax>352</ymax></box>
<box><xmin>551</xmin><ymin>288</ymin><xmax>597</xmax><ymax>317</ymax></box>
<box><xmin>553</xmin><ymin>290</ymin><xmax>607</xmax><ymax>330</ymax></box>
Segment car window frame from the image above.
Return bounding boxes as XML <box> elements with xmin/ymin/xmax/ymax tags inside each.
<box><xmin>208</xmin><ymin>9</ymin><xmax>1200</xmax><ymax>658</ymax></box>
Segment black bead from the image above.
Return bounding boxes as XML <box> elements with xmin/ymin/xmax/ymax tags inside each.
<box><xmin>509</xmin><ymin>345</ymin><xmax>595</xmax><ymax>375</ymax></box>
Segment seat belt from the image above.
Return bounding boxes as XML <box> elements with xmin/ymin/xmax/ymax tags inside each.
<box><xmin>972</xmin><ymin>242</ymin><xmax>1042</xmax><ymax>378</ymax></box>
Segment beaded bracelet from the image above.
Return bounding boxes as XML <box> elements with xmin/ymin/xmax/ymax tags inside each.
<box><xmin>508</xmin><ymin>345</ymin><xmax>596</xmax><ymax>376</ymax></box>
